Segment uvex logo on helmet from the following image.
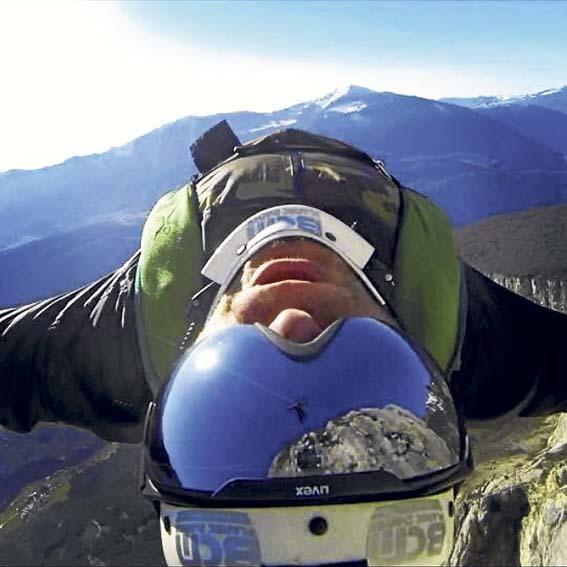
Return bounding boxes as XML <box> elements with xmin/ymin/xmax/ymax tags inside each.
<box><xmin>295</xmin><ymin>484</ymin><xmax>330</xmax><ymax>497</ymax></box>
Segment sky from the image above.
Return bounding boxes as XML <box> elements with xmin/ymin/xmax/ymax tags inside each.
<box><xmin>1</xmin><ymin>0</ymin><xmax>566</xmax><ymax>172</ymax></box>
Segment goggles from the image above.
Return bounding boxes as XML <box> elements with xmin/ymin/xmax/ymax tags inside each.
<box><xmin>201</xmin><ymin>204</ymin><xmax>386</xmax><ymax>320</ymax></box>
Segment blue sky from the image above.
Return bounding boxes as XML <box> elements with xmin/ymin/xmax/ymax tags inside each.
<box><xmin>124</xmin><ymin>1</ymin><xmax>567</xmax><ymax>79</ymax></box>
<box><xmin>1</xmin><ymin>0</ymin><xmax>566</xmax><ymax>172</ymax></box>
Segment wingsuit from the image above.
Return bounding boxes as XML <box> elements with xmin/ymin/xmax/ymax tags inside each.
<box><xmin>1</xmin><ymin>123</ymin><xmax>566</xmax><ymax>443</ymax></box>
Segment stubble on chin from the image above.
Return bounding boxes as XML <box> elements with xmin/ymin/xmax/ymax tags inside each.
<box><xmin>201</xmin><ymin>294</ymin><xmax>237</xmax><ymax>338</ymax></box>
<box><xmin>199</xmin><ymin>276</ymin><xmax>397</xmax><ymax>343</ymax></box>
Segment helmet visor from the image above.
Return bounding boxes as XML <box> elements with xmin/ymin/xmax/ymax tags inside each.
<box><xmin>144</xmin><ymin>318</ymin><xmax>464</xmax><ymax>502</ymax></box>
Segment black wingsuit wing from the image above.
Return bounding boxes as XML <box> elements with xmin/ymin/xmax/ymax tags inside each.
<box><xmin>0</xmin><ymin>252</ymin><xmax>152</xmax><ymax>442</ymax></box>
<box><xmin>453</xmin><ymin>263</ymin><xmax>567</xmax><ymax>419</ymax></box>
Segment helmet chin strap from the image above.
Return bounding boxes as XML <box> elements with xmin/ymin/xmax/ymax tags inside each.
<box><xmin>200</xmin><ymin>204</ymin><xmax>387</xmax><ymax>327</ymax></box>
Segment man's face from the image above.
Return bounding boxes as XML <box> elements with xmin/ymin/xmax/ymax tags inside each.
<box><xmin>202</xmin><ymin>238</ymin><xmax>397</xmax><ymax>342</ymax></box>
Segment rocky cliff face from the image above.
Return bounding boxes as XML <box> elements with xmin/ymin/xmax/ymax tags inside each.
<box><xmin>451</xmin><ymin>410</ymin><xmax>567</xmax><ymax>565</ymax></box>
<box><xmin>451</xmin><ymin>236</ymin><xmax>567</xmax><ymax>564</ymax></box>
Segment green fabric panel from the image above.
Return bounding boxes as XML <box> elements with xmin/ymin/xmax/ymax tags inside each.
<box><xmin>137</xmin><ymin>184</ymin><xmax>202</xmax><ymax>389</ymax></box>
<box><xmin>393</xmin><ymin>190</ymin><xmax>461</xmax><ymax>371</ymax></box>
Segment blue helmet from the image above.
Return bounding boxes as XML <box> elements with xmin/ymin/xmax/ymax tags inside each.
<box><xmin>141</xmin><ymin>317</ymin><xmax>471</xmax><ymax>566</ymax></box>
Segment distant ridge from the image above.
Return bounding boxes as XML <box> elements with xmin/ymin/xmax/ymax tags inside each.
<box><xmin>477</xmin><ymin>104</ymin><xmax>567</xmax><ymax>154</ymax></box>
<box><xmin>2</xmin><ymin>83</ymin><xmax>567</xmax><ymax>308</ymax></box>
<box><xmin>2</xmin><ymin>83</ymin><xmax>566</xmax><ymax>253</ymax></box>
<box><xmin>442</xmin><ymin>85</ymin><xmax>567</xmax><ymax>114</ymax></box>
<box><xmin>457</xmin><ymin>204</ymin><xmax>567</xmax><ymax>277</ymax></box>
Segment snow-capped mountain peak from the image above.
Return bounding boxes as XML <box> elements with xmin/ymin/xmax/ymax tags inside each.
<box><xmin>536</xmin><ymin>86</ymin><xmax>566</xmax><ymax>97</ymax></box>
<box><xmin>495</xmin><ymin>85</ymin><xmax>567</xmax><ymax>113</ymax></box>
<box><xmin>313</xmin><ymin>84</ymin><xmax>376</xmax><ymax>110</ymax></box>
<box><xmin>443</xmin><ymin>84</ymin><xmax>567</xmax><ymax>113</ymax></box>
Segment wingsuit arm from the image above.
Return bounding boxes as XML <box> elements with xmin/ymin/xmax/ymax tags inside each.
<box><xmin>452</xmin><ymin>263</ymin><xmax>567</xmax><ymax>419</ymax></box>
<box><xmin>0</xmin><ymin>251</ymin><xmax>153</xmax><ymax>443</ymax></box>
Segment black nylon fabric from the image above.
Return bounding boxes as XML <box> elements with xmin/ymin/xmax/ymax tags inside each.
<box><xmin>0</xmin><ymin>252</ymin><xmax>152</xmax><ymax>442</ymax></box>
<box><xmin>453</xmin><ymin>264</ymin><xmax>567</xmax><ymax>419</ymax></box>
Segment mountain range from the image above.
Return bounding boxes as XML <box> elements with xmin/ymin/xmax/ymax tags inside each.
<box><xmin>2</xmin><ymin>83</ymin><xmax>567</xmax><ymax>306</ymax></box>
<box><xmin>458</xmin><ymin>203</ymin><xmax>567</xmax><ymax>278</ymax></box>
<box><xmin>441</xmin><ymin>85</ymin><xmax>567</xmax><ymax>114</ymax></box>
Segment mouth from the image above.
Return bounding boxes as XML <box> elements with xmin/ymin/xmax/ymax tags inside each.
<box><xmin>250</xmin><ymin>259</ymin><xmax>325</xmax><ymax>287</ymax></box>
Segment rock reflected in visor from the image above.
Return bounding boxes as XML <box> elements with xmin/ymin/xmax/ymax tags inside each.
<box><xmin>269</xmin><ymin>405</ymin><xmax>454</xmax><ymax>479</ymax></box>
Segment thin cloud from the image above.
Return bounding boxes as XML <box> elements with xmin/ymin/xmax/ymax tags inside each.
<box><xmin>0</xmin><ymin>1</ymin><xmax>560</xmax><ymax>172</ymax></box>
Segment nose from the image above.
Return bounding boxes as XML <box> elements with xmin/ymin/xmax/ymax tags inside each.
<box><xmin>268</xmin><ymin>308</ymin><xmax>323</xmax><ymax>343</ymax></box>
